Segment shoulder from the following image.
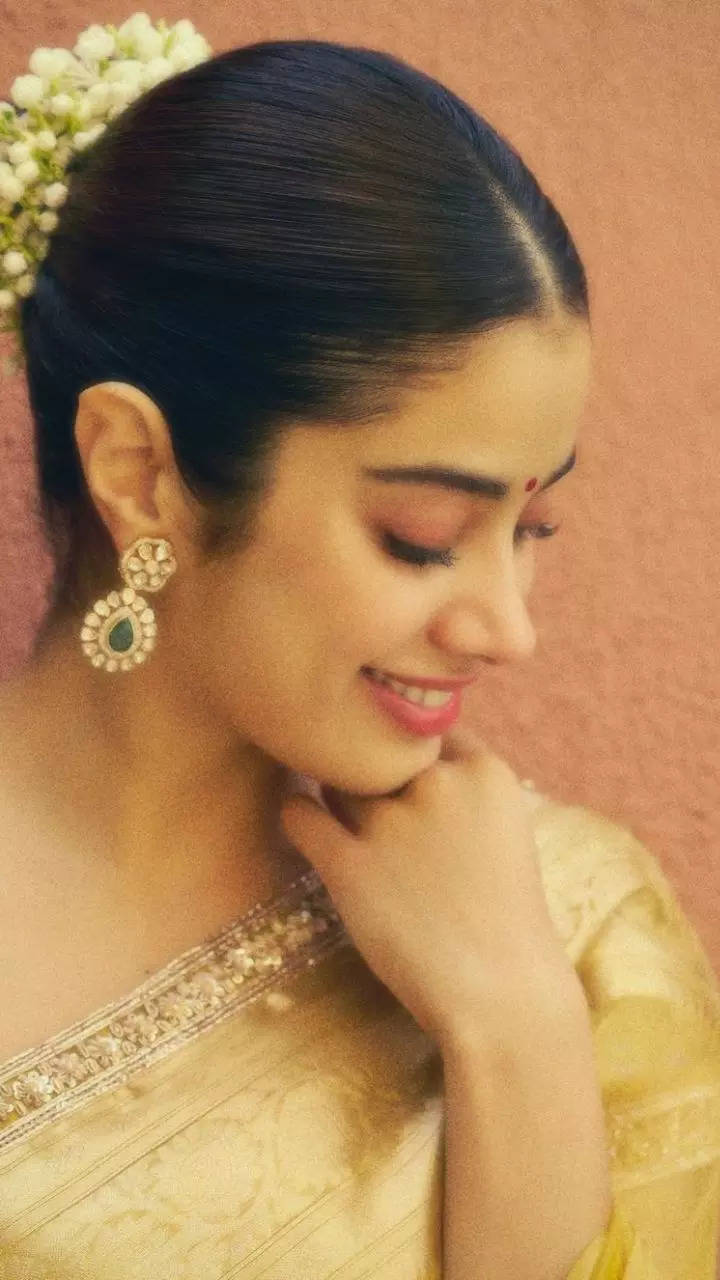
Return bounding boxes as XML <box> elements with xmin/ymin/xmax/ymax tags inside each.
<box><xmin>528</xmin><ymin>790</ymin><xmax>720</xmax><ymax>1188</ymax></box>
<box><xmin>523</xmin><ymin>795</ymin><xmax>720</xmax><ymax>1268</ymax></box>
<box><xmin>524</xmin><ymin>788</ymin><xmax>698</xmax><ymax>966</ymax></box>
<box><xmin>528</xmin><ymin>789</ymin><xmax>720</xmax><ymax>1104</ymax></box>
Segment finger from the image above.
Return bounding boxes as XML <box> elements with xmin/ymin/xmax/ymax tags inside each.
<box><xmin>280</xmin><ymin>793</ymin><xmax>358</xmax><ymax>868</ymax></box>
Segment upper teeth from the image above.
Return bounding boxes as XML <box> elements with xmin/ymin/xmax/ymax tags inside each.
<box><xmin>368</xmin><ymin>670</ymin><xmax>453</xmax><ymax>707</ymax></box>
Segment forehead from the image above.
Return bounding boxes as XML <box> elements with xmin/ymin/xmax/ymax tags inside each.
<box><xmin>271</xmin><ymin>318</ymin><xmax>591</xmax><ymax>505</ymax></box>
<box><xmin>399</xmin><ymin>317</ymin><xmax>588</xmax><ymax>426</ymax></box>
<box><xmin>347</xmin><ymin>318</ymin><xmax>591</xmax><ymax>474</ymax></box>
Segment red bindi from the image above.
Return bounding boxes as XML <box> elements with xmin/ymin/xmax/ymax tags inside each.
<box><xmin>525</xmin><ymin>477</ymin><xmax>538</xmax><ymax>491</ymax></box>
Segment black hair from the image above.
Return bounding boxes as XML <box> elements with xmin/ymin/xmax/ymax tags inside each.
<box><xmin>17</xmin><ymin>38</ymin><xmax>590</xmax><ymax>621</ymax></box>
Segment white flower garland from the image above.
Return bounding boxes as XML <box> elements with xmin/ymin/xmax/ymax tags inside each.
<box><xmin>0</xmin><ymin>12</ymin><xmax>213</xmax><ymax>375</ymax></box>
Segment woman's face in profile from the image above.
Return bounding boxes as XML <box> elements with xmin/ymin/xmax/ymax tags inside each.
<box><xmin>193</xmin><ymin>315</ymin><xmax>591</xmax><ymax>796</ymax></box>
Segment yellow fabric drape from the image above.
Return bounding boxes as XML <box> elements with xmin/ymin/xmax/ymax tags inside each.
<box><xmin>567</xmin><ymin>1199</ymin><xmax>676</xmax><ymax>1278</ymax></box>
<box><xmin>0</xmin><ymin>795</ymin><xmax>718</xmax><ymax>1279</ymax></box>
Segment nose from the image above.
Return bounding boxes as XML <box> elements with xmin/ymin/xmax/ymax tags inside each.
<box><xmin>428</xmin><ymin>559</ymin><xmax>538</xmax><ymax>666</ymax></box>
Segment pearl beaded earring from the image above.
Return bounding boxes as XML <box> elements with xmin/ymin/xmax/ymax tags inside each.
<box><xmin>79</xmin><ymin>535</ymin><xmax>177</xmax><ymax>673</ymax></box>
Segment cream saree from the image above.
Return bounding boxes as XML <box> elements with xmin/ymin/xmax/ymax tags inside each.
<box><xmin>1</xmin><ymin>790</ymin><xmax>719</xmax><ymax>1279</ymax></box>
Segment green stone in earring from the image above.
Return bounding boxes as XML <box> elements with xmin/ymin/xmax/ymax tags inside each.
<box><xmin>108</xmin><ymin>616</ymin><xmax>135</xmax><ymax>653</ymax></box>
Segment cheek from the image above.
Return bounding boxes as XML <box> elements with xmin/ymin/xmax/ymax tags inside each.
<box><xmin>343</xmin><ymin>560</ymin><xmax>435</xmax><ymax>665</ymax></box>
<box><xmin>204</xmin><ymin>540</ymin><xmax>365</xmax><ymax>702</ymax></box>
<box><xmin>207</xmin><ymin>518</ymin><xmax>428</xmax><ymax>704</ymax></box>
<box><xmin>270</xmin><ymin>511</ymin><xmax>415</xmax><ymax>659</ymax></box>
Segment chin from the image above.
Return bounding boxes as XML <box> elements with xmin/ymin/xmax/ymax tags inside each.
<box><xmin>297</xmin><ymin>757</ymin><xmax>430</xmax><ymax>801</ymax></box>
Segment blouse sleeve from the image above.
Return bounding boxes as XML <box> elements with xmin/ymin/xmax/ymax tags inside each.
<box><xmin>557</xmin><ymin>815</ymin><xmax>720</xmax><ymax>1280</ymax></box>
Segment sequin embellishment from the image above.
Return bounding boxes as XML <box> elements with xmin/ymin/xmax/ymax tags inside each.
<box><xmin>0</xmin><ymin>869</ymin><xmax>347</xmax><ymax>1150</ymax></box>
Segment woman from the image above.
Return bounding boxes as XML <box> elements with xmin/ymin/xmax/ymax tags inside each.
<box><xmin>0</xmin><ymin>32</ymin><xmax>718</xmax><ymax>1279</ymax></box>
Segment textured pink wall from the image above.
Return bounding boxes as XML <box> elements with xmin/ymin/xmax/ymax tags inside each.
<box><xmin>1</xmin><ymin>2</ymin><xmax>719</xmax><ymax>997</ymax></box>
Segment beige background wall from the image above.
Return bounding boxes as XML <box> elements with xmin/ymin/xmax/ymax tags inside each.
<box><xmin>1</xmin><ymin>2</ymin><xmax>719</xmax><ymax>989</ymax></box>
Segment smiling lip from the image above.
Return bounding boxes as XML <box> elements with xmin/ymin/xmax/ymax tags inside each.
<box><xmin>363</xmin><ymin>667</ymin><xmax>478</xmax><ymax>691</ymax></box>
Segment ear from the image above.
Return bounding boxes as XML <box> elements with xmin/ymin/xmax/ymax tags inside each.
<box><xmin>73</xmin><ymin>383</ymin><xmax>174</xmax><ymax>550</ymax></box>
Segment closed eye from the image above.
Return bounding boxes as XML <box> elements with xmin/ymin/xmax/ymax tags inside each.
<box><xmin>381</xmin><ymin>523</ymin><xmax>561</xmax><ymax>569</ymax></box>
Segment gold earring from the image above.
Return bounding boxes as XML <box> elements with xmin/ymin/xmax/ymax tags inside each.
<box><xmin>79</xmin><ymin>536</ymin><xmax>178</xmax><ymax>673</ymax></box>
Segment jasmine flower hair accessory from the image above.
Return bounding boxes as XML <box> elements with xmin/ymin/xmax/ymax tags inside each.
<box><xmin>0</xmin><ymin>12</ymin><xmax>213</xmax><ymax>376</ymax></box>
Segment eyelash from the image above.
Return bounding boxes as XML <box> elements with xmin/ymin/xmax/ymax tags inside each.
<box><xmin>382</xmin><ymin>523</ymin><xmax>562</xmax><ymax>569</ymax></box>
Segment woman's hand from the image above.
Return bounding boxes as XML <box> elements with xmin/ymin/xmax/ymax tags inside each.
<box><xmin>279</xmin><ymin>726</ymin><xmax>577</xmax><ymax>1045</ymax></box>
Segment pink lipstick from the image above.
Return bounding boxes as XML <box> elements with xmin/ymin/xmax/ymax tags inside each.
<box><xmin>361</xmin><ymin>668</ymin><xmax>462</xmax><ymax>736</ymax></box>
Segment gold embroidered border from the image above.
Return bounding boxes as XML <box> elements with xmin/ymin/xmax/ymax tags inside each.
<box><xmin>0</xmin><ymin>869</ymin><xmax>349</xmax><ymax>1151</ymax></box>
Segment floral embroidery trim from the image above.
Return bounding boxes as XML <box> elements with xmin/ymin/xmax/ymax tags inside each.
<box><xmin>0</xmin><ymin>868</ymin><xmax>348</xmax><ymax>1150</ymax></box>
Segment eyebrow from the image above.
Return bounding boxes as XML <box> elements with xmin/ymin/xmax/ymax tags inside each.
<box><xmin>361</xmin><ymin>447</ymin><xmax>577</xmax><ymax>499</ymax></box>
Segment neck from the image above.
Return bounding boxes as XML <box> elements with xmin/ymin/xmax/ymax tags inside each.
<box><xmin>4</xmin><ymin>615</ymin><xmax>310</xmax><ymax>925</ymax></box>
